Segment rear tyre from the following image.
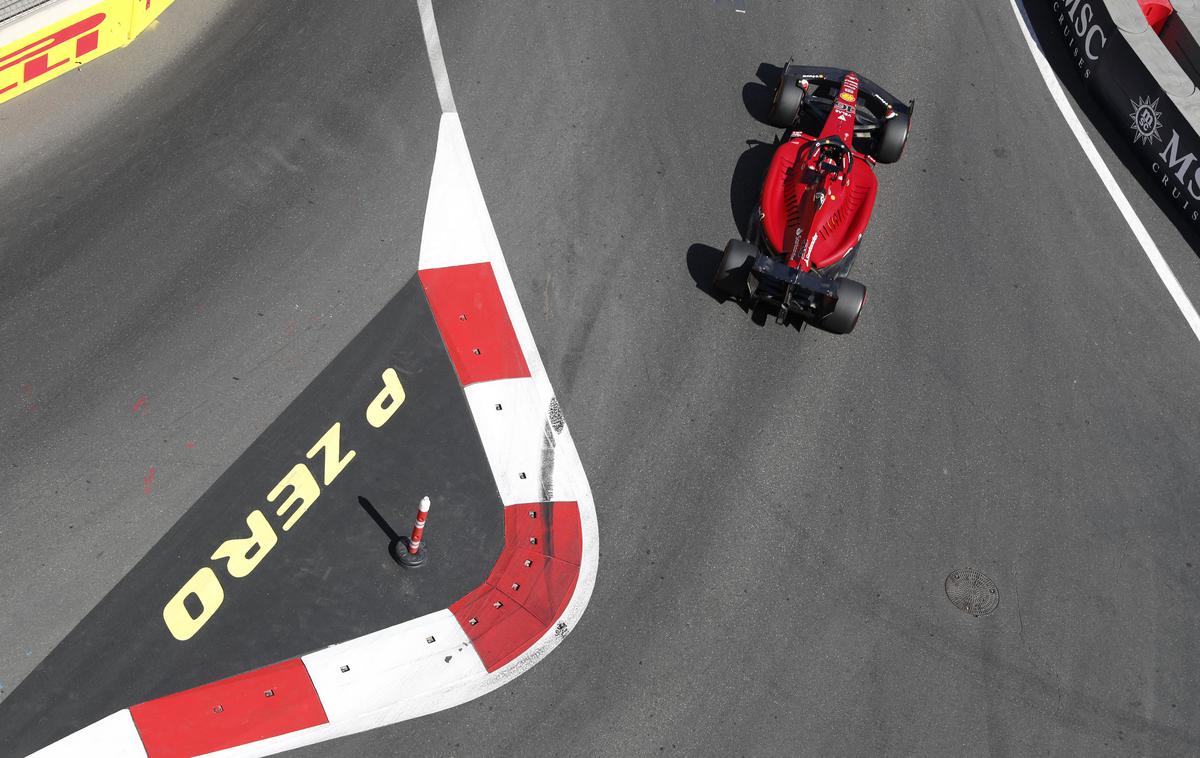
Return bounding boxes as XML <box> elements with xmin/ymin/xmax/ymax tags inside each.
<box><xmin>767</xmin><ymin>75</ymin><xmax>805</xmax><ymax>129</ymax></box>
<box><xmin>875</xmin><ymin>113</ymin><xmax>909</xmax><ymax>164</ymax></box>
<box><xmin>713</xmin><ymin>239</ymin><xmax>756</xmax><ymax>298</ymax></box>
<box><xmin>816</xmin><ymin>279</ymin><xmax>866</xmax><ymax>334</ymax></box>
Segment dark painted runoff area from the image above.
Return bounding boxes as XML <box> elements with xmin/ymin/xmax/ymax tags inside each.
<box><xmin>0</xmin><ymin>277</ymin><xmax>503</xmax><ymax>756</ymax></box>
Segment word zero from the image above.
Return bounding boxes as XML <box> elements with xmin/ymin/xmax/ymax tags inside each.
<box><xmin>162</xmin><ymin>367</ymin><xmax>406</xmax><ymax>641</ymax></box>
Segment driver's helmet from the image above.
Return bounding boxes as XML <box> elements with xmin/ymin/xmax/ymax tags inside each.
<box><xmin>815</xmin><ymin>139</ymin><xmax>849</xmax><ymax>175</ymax></box>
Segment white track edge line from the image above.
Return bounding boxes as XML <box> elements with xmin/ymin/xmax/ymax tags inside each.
<box><xmin>28</xmin><ymin>709</ymin><xmax>146</xmax><ymax>758</ymax></box>
<box><xmin>409</xmin><ymin>0</ymin><xmax>599</xmax><ymax>718</ymax></box>
<box><xmin>416</xmin><ymin>0</ymin><xmax>456</xmax><ymax>114</ymax></box>
<box><xmin>1008</xmin><ymin>0</ymin><xmax>1200</xmax><ymax>343</ymax></box>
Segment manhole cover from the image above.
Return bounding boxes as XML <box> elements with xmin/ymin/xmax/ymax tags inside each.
<box><xmin>945</xmin><ymin>568</ymin><xmax>999</xmax><ymax>617</ymax></box>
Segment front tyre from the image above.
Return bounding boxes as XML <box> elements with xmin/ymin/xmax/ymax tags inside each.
<box><xmin>713</xmin><ymin>239</ymin><xmax>757</xmax><ymax>298</ymax></box>
<box><xmin>767</xmin><ymin>75</ymin><xmax>805</xmax><ymax>129</ymax></box>
<box><xmin>815</xmin><ymin>279</ymin><xmax>866</xmax><ymax>334</ymax></box>
<box><xmin>875</xmin><ymin>112</ymin><xmax>910</xmax><ymax>164</ymax></box>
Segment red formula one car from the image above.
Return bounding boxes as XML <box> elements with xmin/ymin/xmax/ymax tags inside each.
<box><xmin>714</xmin><ymin>65</ymin><xmax>912</xmax><ymax>333</ymax></box>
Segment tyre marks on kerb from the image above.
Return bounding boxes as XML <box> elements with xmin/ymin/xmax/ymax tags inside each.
<box><xmin>1010</xmin><ymin>0</ymin><xmax>1200</xmax><ymax>343</ymax></box>
<box><xmin>411</xmin><ymin>0</ymin><xmax>598</xmax><ymax>690</ymax></box>
<box><xmin>540</xmin><ymin>410</ymin><xmax>558</xmax><ymax>502</ymax></box>
<box><xmin>418</xmin><ymin>0</ymin><xmax>599</xmax><ymax>630</ymax></box>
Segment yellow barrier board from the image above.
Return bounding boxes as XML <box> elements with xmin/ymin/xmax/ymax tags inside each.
<box><xmin>0</xmin><ymin>0</ymin><xmax>174</xmax><ymax>104</ymax></box>
<box><xmin>129</xmin><ymin>0</ymin><xmax>173</xmax><ymax>38</ymax></box>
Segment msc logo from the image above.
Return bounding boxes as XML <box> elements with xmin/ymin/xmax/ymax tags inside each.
<box><xmin>1151</xmin><ymin>129</ymin><xmax>1200</xmax><ymax>221</ymax></box>
<box><xmin>161</xmin><ymin>367</ymin><xmax>408</xmax><ymax>641</ymax></box>
<box><xmin>0</xmin><ymin>14</ymin><xmax>107</xmax><ymax>98</ymax></box>
<box><xmin>1130</xmin><ymin>95</ymin><xmax>1164</xmax><ymax>146</ymax></box>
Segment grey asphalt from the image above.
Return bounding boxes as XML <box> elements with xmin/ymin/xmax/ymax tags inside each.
<box><xmin>2</xmin><ymin>1</ymin><xmax>1199</xmax><ymax>756</ymax></box>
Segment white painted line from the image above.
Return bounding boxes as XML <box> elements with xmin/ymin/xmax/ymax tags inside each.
<box><xmin>1009</xmin><ymin>0</ymin><xmax>1200</xmax><ymax>343</ymax></box>
<box><xmin>29</xmin><ymin>709</ymin><xmax>148</xmax><ymax>758</ymax></box>
<box><xmin>413</xmin><ymin>0</ymin><xmax>598</xmax><ymax>683</ymax></box>
<box><xmin>410</xmin><ymin>0</ymin><xmax>598</xmax><ymax>718</ymax></box>
<box><xmin>419</xmin><ymin>112</ymin><xmax>501</xmax><ymax>270</ymax></box>
<box><xmin>416</xmin><ymin>0</ymin><xmax>457</xmax><ymax>114</ymax></box>
<box><xmin>302</xmin><ymin>609</ymin><xmax>485</xmax><ymax>724</ymax></box>
<box><xmin>201</xmin><ymin>611</ymin><xmax>489</xmax><ymax>757</ymax></box>
<box><xmin>712</xmin><ymin>0</ymin><xmax>747</xmax><ymax>13</ymax></box>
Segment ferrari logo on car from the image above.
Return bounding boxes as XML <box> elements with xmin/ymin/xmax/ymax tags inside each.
<box><xmin>1129</xmin><ymin>95</ymin><xmax>1163</xmax><ymax>146</ymax></box>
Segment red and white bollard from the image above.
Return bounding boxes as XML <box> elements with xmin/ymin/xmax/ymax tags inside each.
<box><xmin>398</xmin><ymin>496</ymin><xmax>430</xmax><ymax>568</ymax></box>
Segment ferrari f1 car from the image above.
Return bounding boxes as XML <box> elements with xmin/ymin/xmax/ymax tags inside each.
<box><xmin>714</xmin><ymin>64</ymin><xmax>912</xmax><ymax>333</ymax></box>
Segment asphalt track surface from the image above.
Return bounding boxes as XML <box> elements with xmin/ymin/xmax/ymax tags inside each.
<box><xmin>2</xmin><ymin>0</ymin><xmax>1200</xmax><ymax>756</ymax></box>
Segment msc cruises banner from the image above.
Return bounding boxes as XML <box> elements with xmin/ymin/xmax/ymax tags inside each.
<box><xmin>1052</xmin><ymin>0</ymin><xmax>1200</xmax><ymax>226</ymax></box>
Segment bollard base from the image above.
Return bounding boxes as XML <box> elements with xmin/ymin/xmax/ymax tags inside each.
<box><xmin>393</xmin><ymin>537</ymin><xmax>427</xmax><ymax>569</ymax></box>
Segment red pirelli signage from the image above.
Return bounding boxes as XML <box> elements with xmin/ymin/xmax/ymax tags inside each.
<box><xmin>0</xmin><ymin>0</ymin><xmax>174</xmax><ymax>104</ymax></box>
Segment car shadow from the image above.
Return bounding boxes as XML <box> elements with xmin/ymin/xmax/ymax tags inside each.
<box><xmin>686</xmin><ymin>243</ymin><xmax>792</xmax><ymax>328</ymax></box>
<box><xmin>686</xmin><ymin>242</ymin><xmax>729</xmax><ymax>304</ymax></box>
<box><xmin>744</xmin><ymin>62</ymin><xmax>826</xmax><ymax>133</ymax></box>
<box><xmin>686</xmin><ymin>135</ymin><xmax>773</xmax><ymax>306</ymax></box>
<box><xmin>1019</xmin><ymin>0</ymin><xmax>1200</xmax><ymax>254</ymax></box>
<box><xmin>743</xmin><ymin>62</ymin><xmax>784</xmax><ymax>124</ymax></box>
<box><xmin>730</xmin><ymin>140</ymin><xmax>775</xmax><ymax>239</ymax></box>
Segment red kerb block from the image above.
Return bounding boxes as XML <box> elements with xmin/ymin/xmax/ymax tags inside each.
<box><xmin>130</xmin><ymin>658</ymin><xmax>327</xmax><ymax>757</ymax></box>
<box><xmin>419</xmin><ymin>263</ymin><xmax>530</xmax><ymax>386</ymax></box>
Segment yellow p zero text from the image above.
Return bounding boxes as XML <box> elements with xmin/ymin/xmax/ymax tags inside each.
<box><xmin>162</xmin><ymin>368</ymin><xmax>406</xmax><ymax>641</ymax></box>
